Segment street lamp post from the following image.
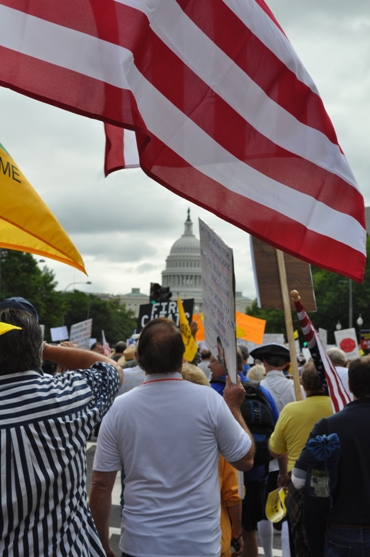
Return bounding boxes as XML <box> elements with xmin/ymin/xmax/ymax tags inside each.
<box><xmin>61</xmin><ymin>281</ymin><xmax>92</xmax><ymax>324</ymax></box>
<box><xmin>357</xmin><ymin>314</ymin><xmax>364</xmax><ymax>344</ymax></box>
<box><xmin>62</xmin><ymin>281</ymin><xmax>92</xmax><ymax>292</ymax></box>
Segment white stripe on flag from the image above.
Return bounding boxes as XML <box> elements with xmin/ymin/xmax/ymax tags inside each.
<box><xmin>125</xmin><ymin>0</ymin><xmax>357</xmax><ymax>187</ymax></box>
<box><xmin>127</xmin><ymin>64</ymin><xmax>364</xmax><ymax>252</ymax></box>
<box><xmin>0</xmin><ymin>0</ymin><xmax>366</xmax><ymax>282</ymax></box>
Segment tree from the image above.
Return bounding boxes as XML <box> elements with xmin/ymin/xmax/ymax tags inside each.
<box><xmin>0</xmin><ymin>249</ymin><xmax>137</xmax><ymax>344</ymax></box>
<box><xmin>310</xmin><ymin>236</ymin><xmax>370</xmax><ymax>343</ymax></box>
<box><xmin>246</xmin><ymin>236</ymin><xmax>370</xmax><ymax>345</ymax></box>
<box><xmin>0</xmin><ymin>249</ymin><xmax>64</xmax><ymax>335</ymax></box>
<box><xmin>63</xmin><ymin>292</ymin><xmax>137</xmax><ymax>345</ymax></box>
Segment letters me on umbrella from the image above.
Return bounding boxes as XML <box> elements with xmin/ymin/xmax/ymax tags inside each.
<box><xmin>0</xmin><ymin>143</ymin><xmax>86</xmax><ymax>273</ymax></box>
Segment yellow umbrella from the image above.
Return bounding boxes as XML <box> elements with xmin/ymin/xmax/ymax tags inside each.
<box><xmin>0</xmin><ymin>143</ymin><xmax>86</xmax><ymax>273</ymax></box>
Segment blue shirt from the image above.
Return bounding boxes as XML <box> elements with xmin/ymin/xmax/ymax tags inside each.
<box><xmin>211</xmin><ymin>373</ymin><xmax>279</xmax><ymax>481</ymax></box>
<box><xmin>210</xmin><ymin>374</ymin><xmax>279</xmax><ymax>423</ymax></box>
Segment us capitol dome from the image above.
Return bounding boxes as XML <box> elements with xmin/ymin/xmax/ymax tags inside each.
<box><xmin>120</xmin><ymin>210</ymin><xmax>252</xmax><ymax>316</ymax></box>
<box><xmin>161</xmin><ymin>209</ymin><xmax>203</xmax><ymax>305</ymax></box>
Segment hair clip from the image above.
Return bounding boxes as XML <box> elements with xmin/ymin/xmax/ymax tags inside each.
<box><xmin>0</xmin><ymin>322</ymin><xmax>22</xmax><ymax>336</ymax></box>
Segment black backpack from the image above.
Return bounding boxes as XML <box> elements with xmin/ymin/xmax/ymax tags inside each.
<box><xmin>240</xmin><ymin>380</ymin><xmax>275</xmax><ymax>466</ymax></box>
<box><xmin>211</xmin><ymin>377</ymin><xmax>276</xmax><ymax>466</ymax></box>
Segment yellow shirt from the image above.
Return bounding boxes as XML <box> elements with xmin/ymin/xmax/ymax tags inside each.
<box><xmin>269</xmin><ymin>395</ymin><xmax>333</xmax><ymax>471</ymax></box>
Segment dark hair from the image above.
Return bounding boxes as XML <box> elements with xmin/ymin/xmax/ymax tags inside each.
<box><xmin>348</xmin><ymin>356</ymin><xmax>370</xmax><ymax>398</ymax></box>
<box><xmin>236</xmin><ymin>348</ymin><xmax>244</xmax><ymax>372</ymax></box>
<box><xmin>0</xmin><ymin>309</ymin><xmax>43</xmax><ymax>375</ymax></box>
<box><xmin>136</xmin><ymin>318</ymin><xmax>184</xmax><ymax>374</ymax></box>
<box><xmin>115</xmin><ymin>341</ymin><xmax>127</xmax><ymax>353</ymax></box>
<box><xmin>264</xmin><ymin>355</ymin><xmax>289</xmax><ymax>368</ymax></box>
<box><xmin>90</xmin><ymin>342</ymin><xmax>102</xmax><ymax>350</ymax></box>
<box><xmin>301</xmin><ymin>362</ymin><xmax>323</xmax><ymax>392</ymax></box>
<box><xmin>240</xmin><ymin>345</ymin><xmax>249</xmax><ymax>359</ymax></box>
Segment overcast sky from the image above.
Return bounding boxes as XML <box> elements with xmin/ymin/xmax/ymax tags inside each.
<box><xmin>1</xmin><ymin>0</ymin><xmax>369</xmax><ymax>299</ymax></box>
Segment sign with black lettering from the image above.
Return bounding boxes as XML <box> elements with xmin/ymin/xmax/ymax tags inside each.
<box><xmin>137</xmin><ymin>299</ymin><xmax>194</xmax><ymax>332</ymax></box>
<box><xmin>360</xmin><ymin>330</ymin><xmax>370</xmax><ymax>351</ymax></box>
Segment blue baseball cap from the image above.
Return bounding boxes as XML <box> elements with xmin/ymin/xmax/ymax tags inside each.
<box><xmin>0</xmin><ymin>297</ymin><xmax>39</xmax><ymax>322</ymax></box>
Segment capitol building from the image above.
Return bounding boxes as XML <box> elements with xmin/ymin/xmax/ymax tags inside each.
<box><xmin>120</xmin><ymin>211</ymin><xmax>252</xmax><ymax>317</ymax></box>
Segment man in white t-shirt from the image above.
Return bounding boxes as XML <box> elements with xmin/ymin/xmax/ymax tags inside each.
<box><xmin>90</xmin><ymin>318</ymin><xmax>255</xmax><ymax>557</ymax></box>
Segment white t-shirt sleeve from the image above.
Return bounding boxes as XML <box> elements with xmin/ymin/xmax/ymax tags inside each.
<box><xmin>214</xmin><ymin>396</ymin><xmax>252</xmax><ymax>463</ymax></box>
<box><xmin>93</xmin><ymin>403</ymin><xmax>122</xmax><ymax>472</ymax></box>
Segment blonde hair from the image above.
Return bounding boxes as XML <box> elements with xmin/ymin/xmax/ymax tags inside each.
<box><xmin>247</xmin><ymin>364</ymin><xmax>265</xmax><ymax>381</ymax></box>
<box><xmin>181</xmin><ymin>363</ymin><xmax>210</xmax><ymax>386</ymax></box>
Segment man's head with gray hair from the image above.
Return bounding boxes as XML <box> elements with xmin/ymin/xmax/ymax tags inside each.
<box><xmin>327</xmin><ymin>347</ymin><xmax>347</xmax><ymax>367</ymax></box>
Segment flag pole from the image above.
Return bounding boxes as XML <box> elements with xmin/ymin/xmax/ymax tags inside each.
<box><xmin>275</xmin><ymin>249</ymin><xmax>302</xmax><ymax>401</ymax></box>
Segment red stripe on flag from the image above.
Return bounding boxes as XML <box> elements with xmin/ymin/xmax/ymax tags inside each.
<box><xmin>294</xmin><ymin>299</ymin><xmax>350</xmax><ymax>412</ymax></box>
<box><xmin>133</xmin><ymin>133</ymin><xmax>365</xmax><ymax>281</ymax></box>
<box><xmin>0</xmin><ymin>47</ymin><xmax>141</xmax><ymax>127</ymax></box>
<box><xmin>0</xmin><ymin>0</ymin><xmax>366</xmax><ymax>282</ymax></box>
<box><xmin>176</xmin><ymin>0</ymin><xmax>336</xmax><ymax>140</ymax></box>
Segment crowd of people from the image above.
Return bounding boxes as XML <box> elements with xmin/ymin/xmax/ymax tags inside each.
<box><xmin>0</xmin><ymin>295</ymin><xmax>369</xmax><ymax>557</ymax></box>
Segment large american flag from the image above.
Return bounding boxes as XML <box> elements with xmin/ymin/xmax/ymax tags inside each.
<box><xmin>293</xmin><ymin>294</ymin><xmax>351</xmax><ymax>413</ymax></box>
<box><xmin>0</xmin><ymin>0</ymin><xmax>366</xmax><ymax>281</ymax></box>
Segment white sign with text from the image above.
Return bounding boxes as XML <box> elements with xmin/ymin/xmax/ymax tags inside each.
<box><xmin>334</xmin><ymin>328</ymin><xmax>360</xmax><ymax>360</ymax></box>
<box><xmin>199</xmin><ymin>218</ymin><xmax>236</xmax><ymax>383</ymax></box>
<box><xmin>70</xmin><ymin>319</ymin><xmax>93</xmax><ymax>350</ymax></box>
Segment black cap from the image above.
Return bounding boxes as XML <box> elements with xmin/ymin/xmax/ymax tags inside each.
<box><xmin>0</xmin><ymin>297</ymin><xmax>39</xmax><ymax>322</ymax></box>
<box><xmin>250</xmin><ymin>343</ymin><xmax>290</xmax><ymax>362</ymax></box>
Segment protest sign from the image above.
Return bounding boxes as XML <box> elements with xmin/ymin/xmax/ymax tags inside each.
<box><xmin>251</xmin><ymin>237</ymin><xmax>316</xmax><ymax>311</ymax></box>
<box><xmin>199</xmin><ymin>218</ymin><xmax>236</xmax><ymax>383</ymax></box>
<box><xmin>70</xmin><ymin>319</ymin><xmax>92</xmax><ymax>350</ymax></box>
<box><xmin>334</xmin><ymin>328</ymin><xmax>360</xmax><ymax>360</ymax></box>
<box><xmin>235</xmin><ymin>312</ymin><xmax>266</xmax><ymax>344</ymax></box>
<box><xmin>137</xmin><ymin>299</ymin><xmax>194</xmax><ymax>332</ymax></box>
<box><xmin>50</xmin><ymin>326</ymin><xmax>69</xmax><ymax>342</ymax></box>
<box><xmin>360</xmin><ymin>329</ymin><xmax>370</xmax><ymax>351</ymax></box>
<box><xmin>177</xmin><ymin>297</ymin><xmax>198</xmax><ymax>361</ymax></box>
<box><xmin>319</xmin><ymin>328</ymin><xmax>327</xmax><ymax>349</ymax></box>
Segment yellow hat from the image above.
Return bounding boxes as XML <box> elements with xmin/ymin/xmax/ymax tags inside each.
<box><xmin>265</xmin><ymin>488</ymin><xmax>287</xmax><ymax>523</ymax></box>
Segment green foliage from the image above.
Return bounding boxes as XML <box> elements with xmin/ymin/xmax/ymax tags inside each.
<box><xmin>310</xmin><ymin>236</ymin><xmax>370</xmax><ymax>343</ymax></box>
<box><xmin>0</xmin><ymin>250</ymin><xmax>65</xmax><ymax>334</ymax></box>
<box><xmin>246</xmin><ymin>236</ymin><xmax>370</xmax><ymax>345</ymax></box>
<box><xmin>63</xmin><ymin>292</ymin><xmax>137</xmax><ymax>345</ymax></box>
<box><xmin>0</xmin><ymin>249</ymin><xmax>137</xmax><ymax>344</ymax></box>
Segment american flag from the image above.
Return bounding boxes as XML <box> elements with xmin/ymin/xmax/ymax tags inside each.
<box><xmin>0</xmin><ymin>0</ymin><xmax>366</xmax><ymax>281</ymax></box>
<box><xmin>101</xmin><ymin>329</ymin><xmax>111</xmax><ymax>357</ymax></box>
<box><xmin>293</xmin><ymin>294</ymin><xmax>350</xmax><ymax>413</ymax></box>
<box><xmin>104</xmin><ymin>125</ymin><xmax>139</xmax><ymax>173</ymax></box>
